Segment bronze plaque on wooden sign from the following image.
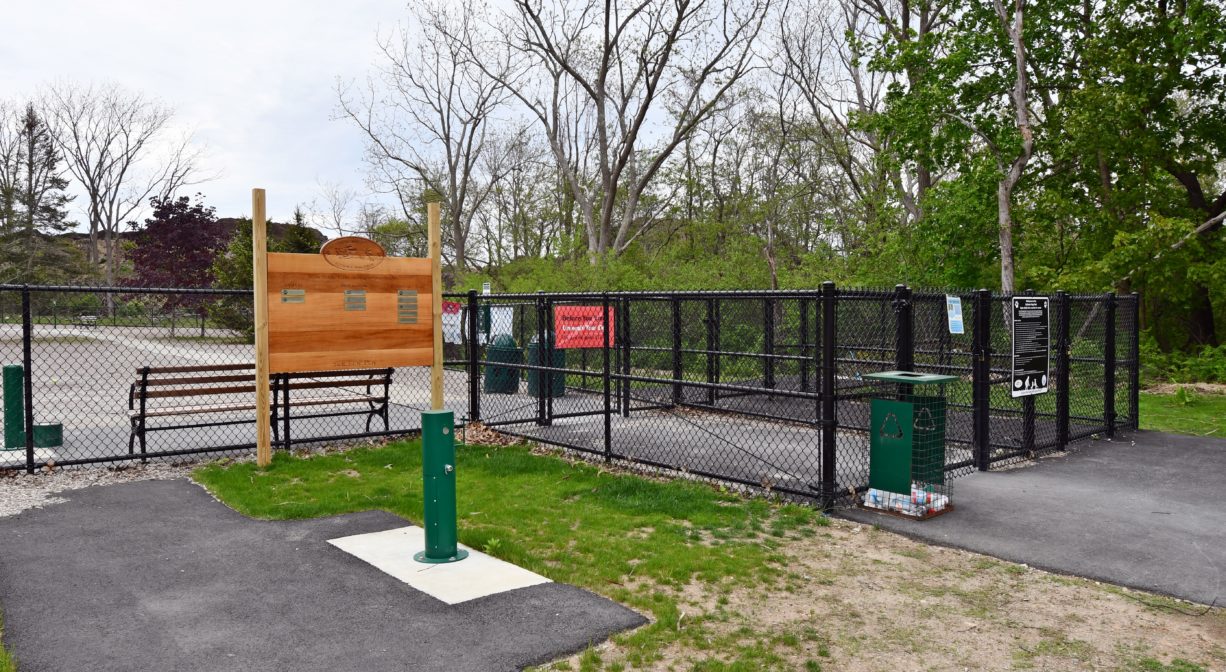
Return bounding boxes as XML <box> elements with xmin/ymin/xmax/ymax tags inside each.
<box><xmin>267</xmin><ymin>238</ymin><xmax>432</xmax><ymax>373</ymax></box>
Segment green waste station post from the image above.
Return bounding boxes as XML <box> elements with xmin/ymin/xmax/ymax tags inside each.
<box><xmin>3</xmin><ymin>364</ymin><xmax>63</xmax><ymax>452</ymax></box>
<box><xmin>3</xmin><ymin>365</ymin><xmax>23</xmax><ymax>449</ymax></box>
<box><xmin>415</xmin><ymin>409</ymin><xmax>469</xmax><ymax>564</ymax></box>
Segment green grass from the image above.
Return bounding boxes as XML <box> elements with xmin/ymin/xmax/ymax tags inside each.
<box><xmin>0</xmin><ymin>606</ymin><xmax>16</xmax><ymax>672</ymax></box>
<box><xmin>1126</xmin><ymin>657</ymin><xmax>1208</xmax><ymax>672</ymax></box>
<box><xmin>1139</xmin><ymin>391</ymin><xmax>1226</xmax><ymax>437</ymax></box>
<box><xmin>194</xmin><ymin>440</ymin><xmax>823</xmax><ymax>668</ymax></box>
<box><xmin>1012</xmin><ymin>631</ymin><xmax>1096</xmax><ymax>668</ymax></box>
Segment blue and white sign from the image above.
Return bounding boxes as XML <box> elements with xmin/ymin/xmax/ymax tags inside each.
<box><xmin>945</xmin><ymin>296</ymin><xmax>964</xmax><ymax>335</ymax></box>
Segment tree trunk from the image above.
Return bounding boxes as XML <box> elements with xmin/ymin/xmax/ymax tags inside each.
<box><xmin>449</xmin><ymin>210</ymin><xmax>467</xmax><ymax>271</ymax></box>
<box><xmin>997</xmin><ymin>180</ymin><xmax>1016</xmax><ymax>295</ymax></box>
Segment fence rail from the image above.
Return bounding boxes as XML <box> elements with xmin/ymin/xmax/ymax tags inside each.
<box><xmin>0</xmin><ymin>283</ymin><xmax>1139</xmax><ymax>507</ymax></box>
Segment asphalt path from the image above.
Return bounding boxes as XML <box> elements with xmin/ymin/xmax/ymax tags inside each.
<box><xmin>839</xmin><ymin>430</ymin><xmax>1226</xmax><ymax>606</ymax></box>
<box><xmin>0</xmin><ymin>479</ymin><xmax>644</xmax><ymax>671</ymax></box>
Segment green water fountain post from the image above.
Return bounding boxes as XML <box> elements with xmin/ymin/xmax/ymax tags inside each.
<box><xmin>414</xmin><ymin>409</ymin><xmax>468</xmax><ymax>564</ymax></box>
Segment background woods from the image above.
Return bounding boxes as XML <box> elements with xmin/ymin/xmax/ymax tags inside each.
<box><xmin>2</xmin><ymin>0</ymin><xmax>1223</xmax><ymax>364</ymax></box>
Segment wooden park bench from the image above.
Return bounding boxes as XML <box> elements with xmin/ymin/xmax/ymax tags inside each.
<box><xmin>127</xmin><ymin>364</ymin><xmax>393</xmax><ymax>457</ymax></box>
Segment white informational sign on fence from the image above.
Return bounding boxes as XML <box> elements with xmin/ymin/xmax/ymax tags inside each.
<box><xmin>946</xmin><ymin>296</ymin><xmax>964</xmax><ymax>335</ymax></box>
<box><xmin>1011</xmin><ymin>296</ymin><xmax>1050</xmax><ymax>398</ymax></box>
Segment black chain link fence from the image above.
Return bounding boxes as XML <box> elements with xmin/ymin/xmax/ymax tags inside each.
<box><xmin>1</xmin><ymin>284</ymin><xmax>1140</xmax><ymax>508</ymax></box>
<box><xmin>0</xmin><ymin>285</ymin><xmax>470</xmax><ymax>470</ymax></box>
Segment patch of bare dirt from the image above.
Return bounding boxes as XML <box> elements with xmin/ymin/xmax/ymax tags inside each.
<box><xmin>1146</xmin><ymin>382</ymin><xmax>1226</xmax><ymax>396</ymax></box>
<box><xmin>550</xmin><ymin>519</ymin><xmax>1226</xmax><ymax>671</ymax></box>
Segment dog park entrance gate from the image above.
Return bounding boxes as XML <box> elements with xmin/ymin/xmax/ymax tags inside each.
<box><xmin>0</xmin><ymin>283</ymin><xmax>1138</xmax><ymax>504</ymax></box>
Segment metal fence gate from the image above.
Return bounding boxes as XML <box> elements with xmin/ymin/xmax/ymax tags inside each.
<box><xmin>0</xmin><ymin>283</ymin><xmax>1139</xmax><ymax>505</ymax></box>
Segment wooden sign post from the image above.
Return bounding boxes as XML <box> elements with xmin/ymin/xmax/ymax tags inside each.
<box><xmin>251</xmin><ymin>188</ymin><xmax>441</xmax><ymax>468</ymax></box>
<box><xmin>252</xmin><ymin>188</ymin><xmax>272</xmax><ymax>467</ymax></box>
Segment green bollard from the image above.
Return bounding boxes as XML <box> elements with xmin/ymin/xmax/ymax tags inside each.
<box><xmin>3</xmin><ymin>365</ymin><xmax>23</xmax><ymax>450</ymax></box>
<box><xmin>414</xmin><ymin>410</ymin><xmax>468</xmax><ymax>564</ymax></box>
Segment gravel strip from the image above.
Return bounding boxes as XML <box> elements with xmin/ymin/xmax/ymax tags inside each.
<box><xmin>0</xmin><ymin>440</ymin><xmax>387</xmax><ymax>518</ymax></box>
<box><xmin>0</xmin><ymin>462</ymin><xmax>208</xmax><ymax>518</ymax></box>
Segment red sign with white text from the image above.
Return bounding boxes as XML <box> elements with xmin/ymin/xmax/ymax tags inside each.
<box><xmin>554</xmin><ymin>306</ymin><xmax>615</xmax><ymax>349</ymax></box>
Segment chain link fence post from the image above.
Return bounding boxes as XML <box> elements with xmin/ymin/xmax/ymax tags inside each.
<box><xmin>1022</xmin><ymin>290</ymin><xmax>1037</xmax><ymax>454</ymax></box>
<box><xmin>820</xmin><ymin>281</ymin><xmax>837</xmax><ymax>506</ymax></box>
<box><xmin>603</xmin><ymin>292</ymin><xmax>612</xmax><ymax>462</ymax></box>
<box><xmin>466</xmin><ymin>290</ymin><xmax>481</xmax><ymax>423</ymax></box>
<box><xmin>22</xmin><ymin>285</ymin><xmax>35</xmax><ymax>474</ymax></box>
<box><xmin>1104</xmin><ymin>292</ymin><xmax>1117</xmax><ymax>438</ymax></box>
<box><xmin>705</xmin><ymin>297</ymin><xmax>718</xmax><ymax>405</ymax></box>
<box><xmin>1056</xmin><ymin>290</ymin><xmax>1071</xmax><ymax>450</ymax></box>
<box><xmin>671</xmin><ymin>296</ymin><xmax>682</xmax><ymax>406</ymax></box>
<box><xmin>973</xmin><ymin>288</ymin><xmax>992</xmax><ymax>471</ymax></box>
<box><xmin>545</xmin><ymin>296</ymin><xmax>555</xmax><ymax>423</ymax></box>
<box><xmin>1129</xmin><ymin>292</ymin><xmax>1140</xmax><ymax>430</ymax></box>
<box><xmin>764</xmin><ymin>297</ymin><xmax>776</xmax><ymax>390</ymax></box>
<box><xmin>620</xmin><ymin>297</ymin><xmax>631</xmax><ymax>418</ymax></box>
<box><xmin>535</xmin><ymin>291</ymin><xmax>548</xmax><ymax>426</ymax></box>
<box><xmin>799</xmin><ymin>297</ymin><xmax>811</xmax><ymax>393</ymax></box>
<box><xmin>894</xmin><ymin>284</ymin><xmax>914</xmax><ymax>373</ymax></box>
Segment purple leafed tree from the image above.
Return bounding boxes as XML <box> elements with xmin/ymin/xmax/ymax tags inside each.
<box><xmin>126</xmin><ymin>194</ymin><xmax>229</xmax><ymax>310</ymax></box>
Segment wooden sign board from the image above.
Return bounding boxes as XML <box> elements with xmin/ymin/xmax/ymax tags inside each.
<box><xmin>267</xmin><ymin>238</ymin><xmax>433</xmax><ymax>373</ymax></box>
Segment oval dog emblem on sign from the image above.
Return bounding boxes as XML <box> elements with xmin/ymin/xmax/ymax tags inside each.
<box><xmin>321</xmin><ymin>236</ymin><xmax>387</xmax><ymax>271</ymax></box>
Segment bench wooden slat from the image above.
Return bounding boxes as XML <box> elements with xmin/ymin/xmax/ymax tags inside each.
<box><xmin>136</xmin><ymin>374</ymin><xmax>391</xmax><ymax>389</ymax></box>
<box><xmin>137</xmin><ymin>364</ymin><xmax>254</xmax><ymax>375</ymax></box>
<box><xmin>135</xmin><ymin>377</ymin><xmax>389</xmax><ymax>398</ymax></box>
<box><xmin>141</xmin><ymin>385</ymin><xmax>258</xmax><ymax>399</ymax></box>
<box><xmin>136</xmin><ymin>379</ymin><xmax>387</xmax><ymax>396</ymax></box>
<box><xmin>129</xmin><ymin>402</ymin><xmax>259</xmax><ymax>417</ymax></box>
<box><xmin>142</xmin><ymin>374</ymin><xmax>257</xmax><ymax>386</ymax></box>
<box><xmin>129</xmin><ymin>394</ymin><xmax>385</xmax><ymax>418</ymax></box>
<box><xmin>135</xmin><ymin>364</ymin><xmax>393</xmax><ymax>377</ymax></box>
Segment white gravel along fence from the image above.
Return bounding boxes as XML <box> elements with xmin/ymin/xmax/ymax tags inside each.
<box><xmin>0</xmin><ymin>463</ymin><xmax>200</xmax><ymax>517</ymax></box>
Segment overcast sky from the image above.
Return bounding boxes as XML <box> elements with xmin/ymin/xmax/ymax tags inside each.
<box><xmin>2</xmin><ymin>0</ymin><xmax>407</xmax><ymax>223</ymax></box>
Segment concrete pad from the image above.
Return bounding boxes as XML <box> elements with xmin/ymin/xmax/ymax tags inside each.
<box><xmin>838</xmin><ymin>431</ymin><xmax>1226</xmax><ymax>605</ymax></box>
<box><xmin>328</xmin><ymin>526</ymin><xmax>550</xmax><ymax>605</ymax></box>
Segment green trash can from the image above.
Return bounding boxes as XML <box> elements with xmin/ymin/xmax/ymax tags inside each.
<box><xmin>483</xmin><ymin>334</ymin><xmax>522</xmax><ymax>394</ymax></box>
<box><xmin>862</xmin><ymin>370</ymin><xmax>956</xmax><ymax>518</ymax></box>
<box><xmin>526</xmin><ymin>335</ymin><xmax>566</xmax><ymax>398</ymax></box>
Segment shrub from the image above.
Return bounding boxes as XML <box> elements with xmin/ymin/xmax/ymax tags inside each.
<box><xmin>1140</xmin><ymin>333</ymin><xmax>1226</xmax><ymax>384</ymax></box>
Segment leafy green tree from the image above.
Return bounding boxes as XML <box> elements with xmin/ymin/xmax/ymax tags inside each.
<box><xmin>1025</xmin><ymin>0</ymin><xmax>1226</xmax><ymax>348</ymax></box>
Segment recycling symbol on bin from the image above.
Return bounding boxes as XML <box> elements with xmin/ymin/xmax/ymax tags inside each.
<box><xmin>878</xmin><ymin>412</ymin><xmax>904</xmax><ymax>439</ymax></box>
<box><xmin>914</xmin><ymin>407</ymin><xmax>937</xmax><ymax>431</ymax></box>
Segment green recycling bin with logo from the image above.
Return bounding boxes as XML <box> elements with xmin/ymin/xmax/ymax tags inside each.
<box><xmin>483</xmin><ymin>335</ymin><xmax>522</xmax><ymax>394</ymax></box>
<box><xmin>861</xmin><ymin>370</ymin><xmax>957</xmax><ymax>518</ymax></box>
